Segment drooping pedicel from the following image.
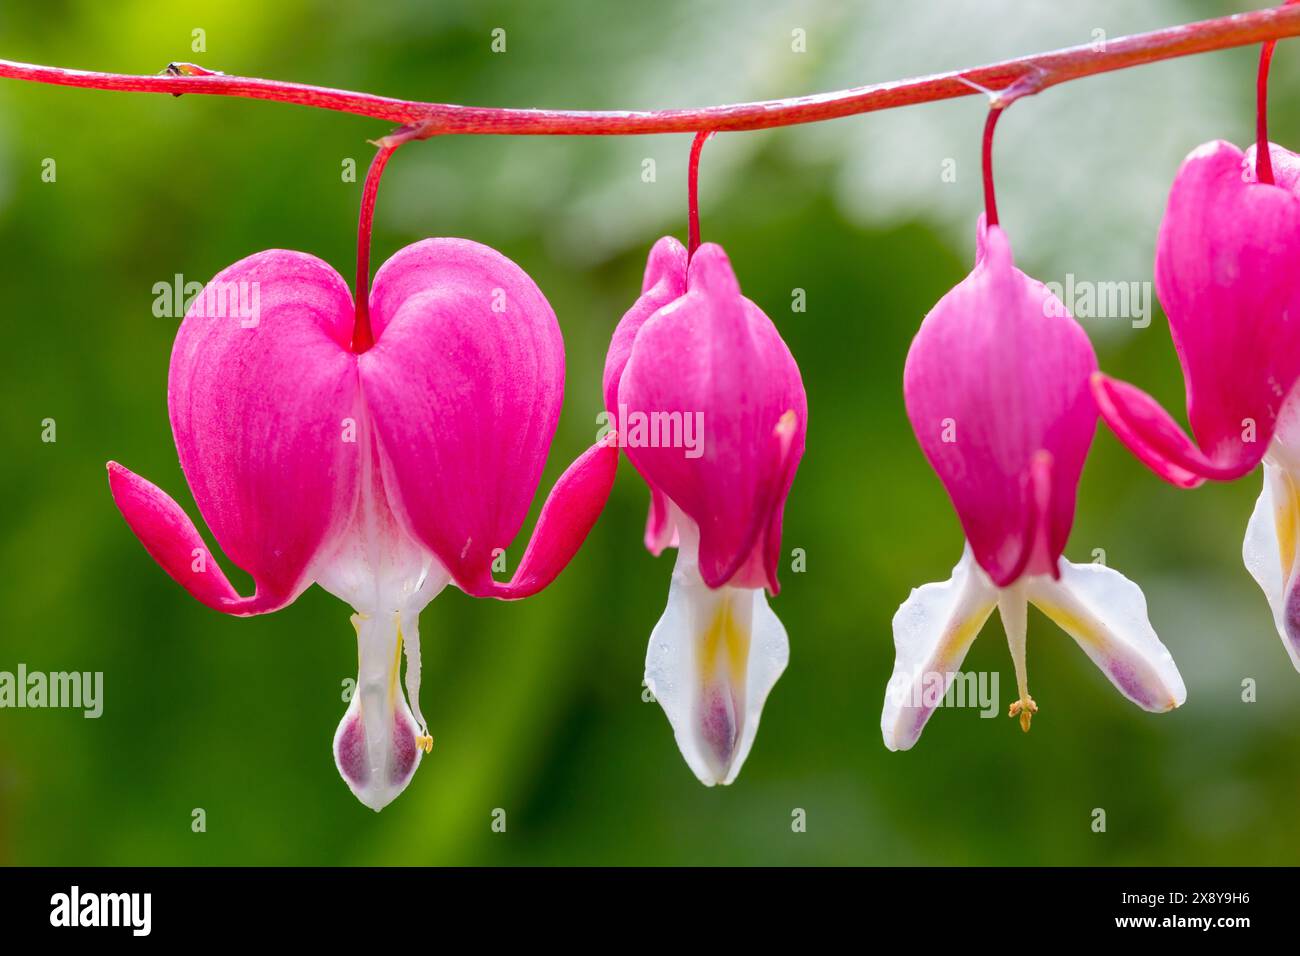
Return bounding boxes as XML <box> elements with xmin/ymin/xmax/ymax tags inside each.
<box><xmin>107</xmin><ymin>240</ymin><xmax>617</xmax><ymax>810</ymax></box>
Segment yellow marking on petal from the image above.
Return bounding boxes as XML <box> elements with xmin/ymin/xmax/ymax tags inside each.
<box><xmin>1029</xmin><ymin>600</ymin><xmax>1100</xmax><ymax>718</ymax></box>
<box><xmin>1033</xmin><ymin>600</ymin><xmax>1095</xmax><ymax>649</ymax></box>
<box><xmin>699</xmin><ymin>595</ymin><xmax>749</xmax><ymax>688</ymax></box>
<box><xmin>351</xmin><ymin>612</ymin><xmax>367</xmax><ymax>650</ymax></box>
<box><xmin>1032</xmin><ymin>594</ymin><xmax>1178</xmax><ymax>711</ymax></box>
<box><xmin>1275</xmin><ymin>469</ymin><xmax>1299</xmax><ymax>584</ymax></box>
<box><xmin>415</xmin><ymin>735</ymin><xmax>433</xmax><ymax>753</ymax></box>
<box><xmin>351</xmin><ymin>612</ymin><xmax>368</xmax><ymax>716</ymax></box>
<box><xmin>390</xmin><ymin>618</ymin><xmax>403</xmax><ymax>707</ymax></box>
<box><xmin>939</xmin><ymin>603</ymin><xmax>996</xmax><ymax>670</ymax></box>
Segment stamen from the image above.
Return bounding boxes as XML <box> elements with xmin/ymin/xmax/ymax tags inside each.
<box><xmin>998</xmin><ymin>585</ymin><xmax>1039</xmax><ymax>733</ymax></box>
<box><xmin>1008</xmin><ymin>695</ymin><xmax>1039</xmax><ymax>733</ymax></box>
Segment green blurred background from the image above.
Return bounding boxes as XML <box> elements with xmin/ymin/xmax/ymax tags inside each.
<box><xmin>1</xmin><ymin>0</ymin><xmax>1297</xmax><ymax>865</ymax></box>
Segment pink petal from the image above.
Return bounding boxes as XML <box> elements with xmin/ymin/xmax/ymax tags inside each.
<box><xmin>904</xmin><ymin>219</ymin><xmax>1097</xmax><ymax>587</ymax></box>
<box><xmin>1245</xmin><ymin>141</ymin><xmax>1300</xmax><ymax>197</ymax></box>
<box><xmin>602</xmin><ymin>235</ymin><xmax>689</xmax><ymax>414</ymax></box>
<box><xmin>482</xmin><ymin>436</ymin><xmax>619</xmax><ymax>599</ymax></box>
<box><xmin>616</xmin><ymin>243</ymin><xmax>807</xmax><ymax>593</ymax></box>
<box><xmin>361</xmin><ymin>238</ymin><xmax>568</xmax><ymax>592</ymax></box>
<box><xmin>106</xmin><ymin>462</ymin><xmax>285</xmax><ymax>614</ymax></box>
<box><xmin>643</xmin><ymin>482</ymin><xmax>678</xmax><ymax>556</ymax></box>
<box><xmin>1122</xmin><ymin>139</ymin><xmax>1300</xmax><ymax>482</ymax></box>
<box><xmin>1089</xmin><ymin>374</ymin><xmax>1212</xmax><ymax>488</ymax></box>
<box><xmin>602</xmin><ymin>237</ymin><xmax>690</xmax><ymax>559</ymax></box>
<box><xmin>726</xmin><ymin>409</ymin><xmax>801</xmax><ymax>592</ymax></box>
<box><xmin>166</xmin><ymin>250</ymin><xmax>362</xmax><ymax>607</ymax></box>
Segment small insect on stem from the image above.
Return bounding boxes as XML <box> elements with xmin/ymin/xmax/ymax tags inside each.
<box><xmin>162</xmin><ymin>62</ymin><xmax>225</xmax><ymax>97</ymax></box>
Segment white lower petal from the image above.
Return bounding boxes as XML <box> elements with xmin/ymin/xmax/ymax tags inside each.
<box><xmin>645</xmin><ymin>521</ymin><xmax>788</xmax><ymax>786</ymax></box>
<box><xmin>333</xmin><ymin>611</ymin><xmax>423</xmax><ymax>811</ymax></box>
<box><xmin>316</xmin><ymin>414</ymin><xmax>451</xmax><ymax>810</ymax></box>
<box><xmin>881</xmin><ymin>546</ymin><xmax>997</xmax><ymax>751</ymax></box>
<box><xmin>1025</xmin><ymin>559</ymin><xmax>1186</xmax><ymax>712</ymax></box>
<box><xmin>1243</xmin><ymin>460</ymin><xmax>1300</xmax><ymax>671</ymax></box>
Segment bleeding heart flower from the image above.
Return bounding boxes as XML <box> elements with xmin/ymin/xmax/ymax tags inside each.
<box><xmin>602</xmin><ymin>238</ymin><xmax>806</xmax><ymax>785</ymax></box>
<box><xmin>1091</xmin><ymin>140</ymin><xmax>1300</xmax><ymax>671</ymax></box>
<box><xmin>882</xmin><ymin>217</ymin><xmax>1185</xmax><ymax>751</ymax></box>
<box><xmin>108</xmin><ymin>239</ymin><xmax>617</xmax><ymax>811</ymax></box>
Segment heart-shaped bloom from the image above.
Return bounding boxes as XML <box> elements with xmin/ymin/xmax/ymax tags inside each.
<box><xmin>882</xmin><ymin>217</ymin><xmax>1185</xmax><ymax>751</ymax></box>
<box><xmin>602</xmin><ymin>238</ymin><xmax>806</xmax><ymax>785</ymax></box>
<box><xmin>1091</xmin><ymin>140</ymin><xmax>1300</xmax><ymax>670</ymax></box>
<box><xmin>108</xmin><ymin>239</ymin><xmax>617</xmax><ymax>810</ymax></box>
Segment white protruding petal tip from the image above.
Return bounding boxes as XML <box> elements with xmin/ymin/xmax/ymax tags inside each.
<box><xmin>881</xmin><ymin>546</ymin><xmax>997</xmax><ymax>751</ymax></box>
<box><xmin>1027</xmin><ymin>560</ymin><xmax>1186</xmax><ymax>712</ymax></box>
<box><xmin>645</xmin><ymin>538</ymin><xmax>788</xmax><ymax>787</ymax></box>
<box><xmin>1243</xmin><ymin>461</ymin><xmax>1300</xmax><ymax>672</ymax></box>
<box><xmin>334</xmin><ymin>612</ymin><xmax>425</xmax><ymax>811</ymax></box>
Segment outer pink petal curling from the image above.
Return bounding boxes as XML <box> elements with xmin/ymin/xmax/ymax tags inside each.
<box><xmin>1096</xmin><ymin>140</ymin><xmax>1300</xmax><ymax>484</ymax></box>
<box><xmin>643</xmin><ymin>483</ymin><xmax>678</xmax><ymax>556</ymax></box>
<box><xmin>360</xmin><ymin>238</ymin><xmax>570</xmax><ymax>595</ymax></box>
<box><xmin>603</xmin><ymin>237</ymin><xmax>689</xmax><ymax>559</ymax></box>
<box><xmin>1089</xmin><ymin>374</ymin><xmax>1212</xmax><ymax>488</ymax></box>
<box><xmin>107</xmin><ymin>462</ymin><xmax>283</xmax><ymax>614</ymax></box>
<box><xmin>485</xmin><ymin>435</ymin><xmax>619</xmax><ymax>599</ymax></box>
<box><xmin>115</xmin><ymin>251</ymin><xmax>362</xmax><ymax>613</ymax></box>
<box><xmin>602</xmin><ymin>235</ymin><xmax>689</xmax><ymax>414</ymax></box>
<box><xmin>904</xmin><ymin>218</ymin><xmax>1098</xmax><ymax>588</ymax></box>
<box><xmin>616</xmin><ymin>243</ymin><xmax>807</xmax><ymax>593</ymax></box>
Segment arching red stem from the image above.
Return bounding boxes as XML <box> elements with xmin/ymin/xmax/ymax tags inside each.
<box><xmin>4</xmin><ymin>7</ymin><xmax>1300</xmax><ymax>134</ymax></box>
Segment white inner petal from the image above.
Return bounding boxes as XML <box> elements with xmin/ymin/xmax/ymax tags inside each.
<box><xmin>884</xmin><ymin>545</ymin><xmax>1183</xmax><ymax>750</ymax></box>
<box><xmin>315</xmin><ymin>413</ymin><xmax>448</xmax><ymax>617</ymax></box>
<box><xmin>1243</xmin><ymin>456</ymin><xmax>1300</xmax><ymax>671</ymax></box>
<box><xmin>645</xmin><ymin>516</ymin><xmax>789</xmax><ymax>786</ymax></box>
<box><xmin>1025</xmin><ymin>559</ymin><xmax>1186</xmax><ymax>712</ymax></box>
<box><xmin>315</xmin><ymin>410</ymin><xmax>450</xmax><ymax>811</ymax></box>
<box><xmin>881</xmin><ymin>546</ymin><xmax>997</xmax><ymax>751</ymax></box>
